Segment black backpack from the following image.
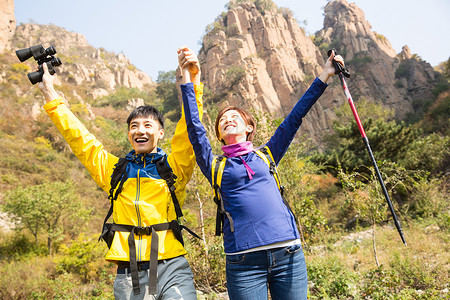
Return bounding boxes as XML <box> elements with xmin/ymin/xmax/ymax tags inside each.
<box><xmin>98</xmin><ymin>155</ymin><xmax>200</xmax><ymax>295</ymax></box>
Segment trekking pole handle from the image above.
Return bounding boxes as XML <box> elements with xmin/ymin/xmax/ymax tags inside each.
<box><xmin>328</xmin><ymin>49</ymin><xmax>351</xmax><ymax>78</ymax></box>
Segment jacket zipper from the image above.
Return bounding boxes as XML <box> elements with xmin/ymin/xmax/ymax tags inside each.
<box><xmin>134</xmin><ymin>168</ymin><xmax>140</xmax><ymax>261</ymax></box>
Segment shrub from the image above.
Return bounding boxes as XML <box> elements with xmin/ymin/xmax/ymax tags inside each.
<box><xmin>360</xmin><ymin>254</ymin><xmax>448</xmax><ymax>299</ymax></box>
<box><xmin>307</xmin><ymin>256</ymin><xmax>358</xmax><ymax>299</ymax></box>
<box><xmin>11</xmin><ymin>62</ymin><xmax>31</xmax><ymax>73</ymax></box>
<box><xmin>348</xmin><ymin>54</ymin><xmax>373</xmax><ymax>71</ymax></box>
<box><xmin>395</xmin><ymin>61</ymin><xmax>413</xmax><ymax>79</ymax></box>
<box><xmin>56</xmin><ymin>234</ymin><xmax>111</xmax><ymax>283</ymax></box>
<box><xmin>406</xmin><ymin>176</ymin><xmax>448</xmax><ymax>220</ymax></box>
<box><xmin>394</xmin><ymin>79</ymin><xmax>405</xmax><ymax>88</ymax></box>
<box><xmin>225</xmin><ymin>65</ymin><xmax>245</xmax><ymax>86</ymax></box>
<box><xmin>0</xmin><ymin>233</ymin><xmax>47</xmax><ymax>260</ymax></box>
<box><xmin>399</xmin><ymin>134</ymin><xmax>449</xmax><ymax>174</ymax></box>
<box><xmin>255</xmin><ymin>0</ymin><xmax>276</xmax><ymax>15</ymax></box>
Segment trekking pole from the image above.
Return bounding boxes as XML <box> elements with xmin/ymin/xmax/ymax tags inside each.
<box><xmin>328</xmin><ymin>49</ymin><xmax>407</xmax><ymax>246</ymax></box>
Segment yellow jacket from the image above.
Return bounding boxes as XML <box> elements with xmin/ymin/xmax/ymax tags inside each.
<box><xmin>44</xmin><ymin>83</ymin><xmax>203</xmax><ymax>262</ymax></box>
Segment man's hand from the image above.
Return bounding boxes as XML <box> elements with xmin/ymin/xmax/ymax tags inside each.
<box><xmin>38</xmin><ymin>62</ymin><xmax>59</xmax><ymax>102</ymax></box>
<box><xmin>177</xmin><ymin>46</ymin><xmax>201</xmax><ymax>85</ymax></box>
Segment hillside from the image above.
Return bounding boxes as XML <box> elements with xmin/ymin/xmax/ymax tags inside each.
<box><xmin>0</xmin><ymin>0</ymin><xmax>448</xmax><ymax>299</ymax></box>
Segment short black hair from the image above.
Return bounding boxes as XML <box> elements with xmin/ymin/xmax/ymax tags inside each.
<box><xmin>127</xmin><ymin>106</ymin><xmax>165</xmax><ymax>129</ymax></box>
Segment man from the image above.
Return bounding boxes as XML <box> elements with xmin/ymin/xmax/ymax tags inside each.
<box><xmin>38</xmin><ymin>47</ymin><xmax>202</xmax><ymax>299</ymax></box>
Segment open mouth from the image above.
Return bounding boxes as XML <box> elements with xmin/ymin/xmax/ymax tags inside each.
<box><xmin>224</xmin><ymin>124</ymin><xmax>235</xmax><ymax>131</ymax></box>
<box><xmin>135</xmin><ymin>137</ymin><xmax>148</xmax><ymax>144</ymax></box>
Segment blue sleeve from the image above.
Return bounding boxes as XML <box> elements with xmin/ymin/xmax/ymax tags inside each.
<box><xmin>266</xmin><ymin>77</ymin><xmax>328</xmax><ymax>164</ymax></box>
<box><xmin>181</xmin><ymin>83</ymin><xmax>214</xmax><ymax>184</ymax></box>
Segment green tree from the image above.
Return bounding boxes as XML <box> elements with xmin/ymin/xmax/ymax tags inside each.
<box><xmin>313</xmin><ymin>100</ymin><xmax>421</xmax><ymax>175</ymax></box>
<box><xmin>420</xmin><ymin>93</ymin><xmax>450</xmax><ymax>135</ymax></box>
<box><xmin>94</xmin><ymin>86</ymin><xmax>149</xmax><ymax>108</ymax></box>
<box><xmin>399</xmin><ymin>133</ymin><xmax>449</xmax><ymax>175</ymax></box>
<box><xmin>2</xmin><ymin>181</ymin><xmax>91</xmax><ymax>254</ymax></box>
<box><xmin>156</xmin><ymin>70</ymin><xmax>180</xmax><ymax>122</ymax></box>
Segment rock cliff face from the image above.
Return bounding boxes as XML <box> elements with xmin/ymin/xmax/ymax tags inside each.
<box><xmin>0</xmin><ymin>0</ymin><xmax>16</xmax><ymax>52</ymax></box>
<box><xmin>198</xmin><ymin>0</ymin><xmax>439</xmax><ymax>146</ymax></box>
<box><xmin>315</xmin><ymin>0</ymin><xmax>437</xmax><ymax>119</ymax></box>
<box><xmin>11</xmin><ymin>23</ymin><xmax>153</xmax><ymax>98</ymax></box>
<box><xmin>199</xmin><ymin>2</ymin><xmax>324</xmax><ymax>116</ymax></box>
<box><xmin>198</xmin><ymin>1</ymin><xmax>333</xmax><ymax>144</ymax></box>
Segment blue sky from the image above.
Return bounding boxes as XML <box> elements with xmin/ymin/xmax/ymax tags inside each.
<box><xmin>14</xmin><ymin>0</ymin><xmax>450</xmax><ymax>81</ymax></box>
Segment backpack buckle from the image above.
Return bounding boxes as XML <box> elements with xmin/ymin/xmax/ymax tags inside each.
<box><xmin>269</xmin><ymin>162</ymin><xmax>276</xmax><ymax>174</ymax></box>
<box><xmin>134</xmin><ymin>226</ymin><xmax>150</xmax><ymax>236</ymax></box>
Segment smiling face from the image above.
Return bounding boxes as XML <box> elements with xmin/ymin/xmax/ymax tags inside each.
<box><xmin>217</xmin><ymin>109</ymin><xmax>254</xmax><ymax>145</ymax></box>
<box><xmin>127</xmin><ymin>116</ymin><xmax>164</xmax><ymax>154</ymax></box>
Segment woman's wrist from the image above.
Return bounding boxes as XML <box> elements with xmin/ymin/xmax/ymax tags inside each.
<box><xmin>192</xmin><ymin>71</ymin><xmax>201</xmax><ymax>85</ymax></box>
<box><xmin>318</xmin><ymin>72</ymin><xmax>332</xmax><ymax>83</ymax></box>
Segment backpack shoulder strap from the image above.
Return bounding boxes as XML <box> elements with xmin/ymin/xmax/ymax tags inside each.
<box><xmin>254</xmin><ymin>145</ymin><xmax>282</xmax><ymax>192</ymax></box>
<box><xmin>211</xmin><ymin>155</ymin><xmax>234</xmax><ymax>236</ymax></box>
<box><xmin>212</xmin><ymin>155</ymin><xmax>227</xmax><ymax>199</ymax></box>
<box><xmin>99</xmin><ymin>157</ymin><xmax>129</xmax><ymax>242</ymax></box>
<box><xmin>155</xmin><ymin>155</ymin><xmax>183</xmax><ymax>220</ymax></box>
<box><xmin>255</xmin><ymin>145</ymin><xmax>297</xmax><ymax>220</ymax></box>
<box><xmin>109</xmin><ymin>157</ymin><xmax>130</xmax><ymax>202</ymax></box>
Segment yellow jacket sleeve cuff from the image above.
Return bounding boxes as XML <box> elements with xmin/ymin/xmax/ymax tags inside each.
<box><xmin>43</xmin><ymin>97</ymin><xmax>65</xmax><ymax>112</ymax></box>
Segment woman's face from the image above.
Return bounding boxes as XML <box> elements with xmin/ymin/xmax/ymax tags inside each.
<box><xmin>218</xmin><ymin>109</ymin><xmax>253</xmax><ymax>145</ymax></box>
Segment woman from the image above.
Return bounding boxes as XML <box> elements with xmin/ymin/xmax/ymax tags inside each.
<box><xmin>179</xmin><ymin>47</ymin><xmax>344</xmax><ymax>299</ymax></box>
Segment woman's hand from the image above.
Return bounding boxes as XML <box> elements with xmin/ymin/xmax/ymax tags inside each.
<box><xmin>318</xmin><ymin>50</ymin><xmax>345</xmax><ymax>83</ymax></box>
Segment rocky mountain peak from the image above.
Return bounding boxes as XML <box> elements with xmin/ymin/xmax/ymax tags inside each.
<box><xmin>197</xmin><ymin>0</ymin><xmax>440</xmax><ymax>147</ymax></box>
<box><xmin>316</xmin><ymin>0</ymin><xmax>438</xmax><ymax>120</ymax></box>
<box><xmin>320</xmin><ymin>0</ymin><xmax>397</xmax><ymax>60</ymax></box>
<box><xmin>398</xmin><ymin>45</ymin><xmax>413</xmax><ymax>60</ymax></box>
<box><xmin>199</xmin><ymin>1</ymin><xmax>324</xmax><ymax>117</ymax></box>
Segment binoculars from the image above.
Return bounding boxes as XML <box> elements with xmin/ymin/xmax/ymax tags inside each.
<box><xmin>15</xmin><ymin>45</ymin><xmax>62</xmax><ymax>85</ymax></box>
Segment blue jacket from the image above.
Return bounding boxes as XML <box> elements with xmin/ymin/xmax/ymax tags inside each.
<box><xmin>181</xmin><ymin>78</ymin><xmax>327</xmax><ymax>253</ymax></box>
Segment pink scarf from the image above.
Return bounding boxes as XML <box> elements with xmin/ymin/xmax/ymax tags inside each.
<box><xmin>222</xmin><ymin>141</ymin><xmax>256</xmax><ymax>179</ymax></box>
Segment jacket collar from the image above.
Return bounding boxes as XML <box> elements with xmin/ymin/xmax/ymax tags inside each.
<box><xmin>125</xmin><ymin>148</ymin><xmax>166</xmax><ymax>165</ymax></box>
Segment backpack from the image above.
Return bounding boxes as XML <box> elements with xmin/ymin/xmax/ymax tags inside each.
<box><xmin>98</xmin><ymin>155</ymin><xmax>200</xmax><ymax>295</ymax></box>
<box><xmin>211</xmin><ymin>145</ymin><xmax>297</xmax><ymax>236</ymax></box>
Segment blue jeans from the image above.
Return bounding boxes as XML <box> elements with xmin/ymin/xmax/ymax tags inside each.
<box><xmin>226</xmin><ymin>244</ymin><xmax>307</xmax><ymax>300</ymax></box>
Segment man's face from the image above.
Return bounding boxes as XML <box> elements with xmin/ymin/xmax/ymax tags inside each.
<box><xmin>127</xmin><ymin>116</ymin><xmax>164</xmax><ymax>154</ymax></box>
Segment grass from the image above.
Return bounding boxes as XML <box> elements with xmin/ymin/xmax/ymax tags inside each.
<box><xmin>305</xmin><ymin>222</ymin><xmax>449</xmax><ymax>299</ymax></box>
